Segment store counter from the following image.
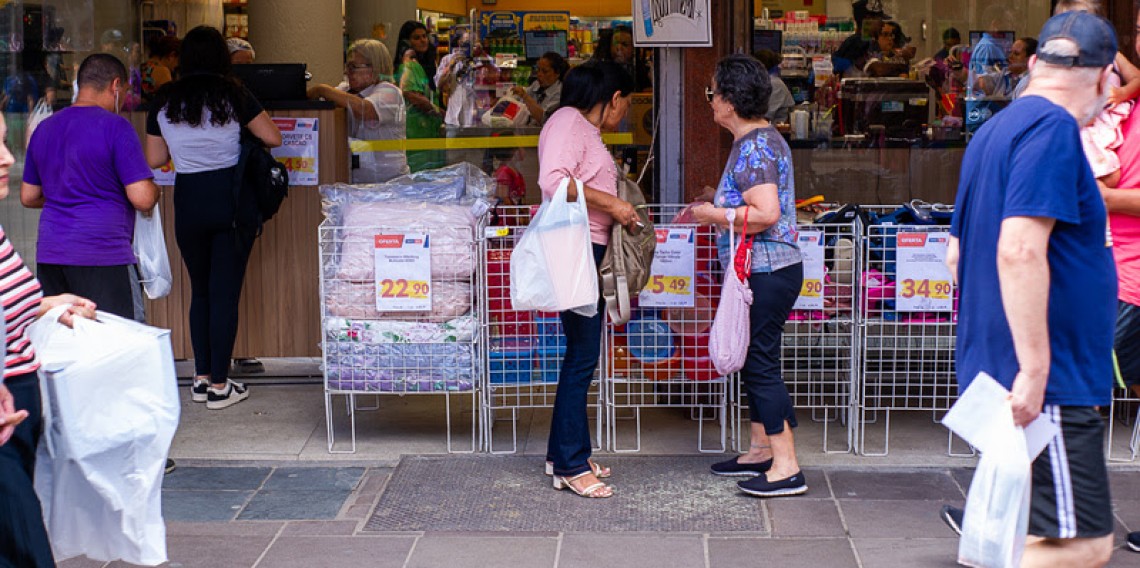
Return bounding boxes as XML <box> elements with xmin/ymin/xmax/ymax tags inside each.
<box><xmin>131</xmin><ymin>102</ymin><xmax>349</xmax><ymax>359</ymax></box>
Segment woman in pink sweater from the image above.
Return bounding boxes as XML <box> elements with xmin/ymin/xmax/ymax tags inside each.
<box><xmin>537</xmin><ymin>60</ymin><xmax>638</xmax><ymax>499</ymax></box>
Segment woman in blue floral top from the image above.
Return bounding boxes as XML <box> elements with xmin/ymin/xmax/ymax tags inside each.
<box><xmin>691</xmin><ymin>54</ymin><xmax>806</xmax><ymax>498</ymax></box>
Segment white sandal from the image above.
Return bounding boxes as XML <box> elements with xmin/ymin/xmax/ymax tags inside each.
<box><xmin>552</xmin><ymin>471</ymin><xmax>613</xmax><ymax>498</ymax></box>
<box><xmin>545</xmin><ymin>459</ymin><xmax>611</xmax><ymax>478</ymax></box>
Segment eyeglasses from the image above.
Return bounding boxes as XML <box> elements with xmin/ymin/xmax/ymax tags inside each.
<box><xmin>346</xmin><ymin>63</ymin><xmax>372</xmax><ymax>72</ymax></box>
<box><xmin>704</xmin><ymin>86</ymin><xmax>717</xmax><ymax>103</ymax></box>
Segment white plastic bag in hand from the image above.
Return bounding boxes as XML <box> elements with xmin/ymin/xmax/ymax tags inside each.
<box><xmin>29</xmin><ymin>309</ymin><xmax>179</xmax><ymax>566</ymax></box>
<box><xmin>958</xmin><ymin>400</ymin><xmax>1032</xmax><ymax>568</ymax></box>
<box><xmin>25</xmin><ymin>98</ymin><xmax>52</xmax><ymax>146</ymax></box>
<box><xmin>132</xmin><ymin>209</ymin><xmax>172</xmax><ymax>299</ymax></box>
<box><xmin>510</xmin><ymin>177</ymin><xmax>598</xmax><ymax>317</ymax></box>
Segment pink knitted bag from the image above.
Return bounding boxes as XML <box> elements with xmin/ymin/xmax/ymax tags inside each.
<box><xmin>709</xmin><ymin>208</ymin><xmax>754</xmax><ymax>376</ymax></box>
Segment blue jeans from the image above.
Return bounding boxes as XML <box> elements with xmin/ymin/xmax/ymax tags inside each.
<box><xmin>1116</xmin><ymin>300</ymin><xmax>1140</xmax><ymax>389</ymax></box>
<box><xmin>547</xmin><ymin>243</ymin><xmax>606</xmax><ymax>477</ymax></box>
<box><xmin>0</xmin><ymin>372</ymin><xmax>55</xmax><ymax>568</ymax></box>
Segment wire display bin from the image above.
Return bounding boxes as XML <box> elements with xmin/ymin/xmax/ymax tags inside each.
<box><xmin>605</xmin><ymin>205</ymin><xmax>729</xmax><ymax>453</ymax></box>
<box><xmin>318</xmin><ymin>166</ymin><xmax>494</xmax><ymax>454</ymax></box>
<box><xmin>731</xmin><ymin>221</ymin><xmax>861</xmax><ymax>455</ymax></box>
<box><xmin>857</xmin><ymin>218</ymin><xmax>960</xmax><ymax>456</ymax></box>
<box><xmin>482</xmin><ymin>205</ymin><xmax>603</xmax><ymax>454</ymax></box>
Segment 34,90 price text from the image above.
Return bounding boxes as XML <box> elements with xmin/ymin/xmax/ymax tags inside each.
<box><xmin>800</xmin><ymin>278</ymin><xmax>823</xmax><ymax>297</ymax></box>
<box><xmin>378</xmin><ymin>279</ymin><xmax>430</xmax><ymax>300</ymax></box>
<box><xmin>899</xmin><ymin>279</ymin><xmax>951</xmax><ymax>300</ymax></box>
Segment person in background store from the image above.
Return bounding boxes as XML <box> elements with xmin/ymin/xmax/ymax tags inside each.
<box><xmin>593</xmin><ymin>25</ymin><xmax>651</xmax><ymax>92</ymax></box>
<box><xmin>308</xmin><ymin>39</ymin><xmax>408</xmax><ymax>183</ymax></box>
<box><xmin>933</xmin><ymin>27</ymin><xmax>960</xmax><ymax>62</ymax></box>
<box><xmin>831</xmin><ymin>0</ymin><xmax>885</xmax><ymax>77</ymax></box>
<box><xmin>227</xmin><ymin>37</ymin><xmax>255</xmax><ymax>64</ymax></box>
<box><xmin>21</xmin><ymin>54</ymin><xmax>158</xmax><ymax>323</ymax></box>
<box><xmin>224</xmin><ymin>35</ymin><xmax>268</xmax><ymax>376</ymax></box>
<box><xmin>864</xmin><ymin>21</ymin><xmax>912</xmax><ymax>78</ymax></box>
<box><xmin>538</xmin><ymin>60</ymin><xmax>638</xmax><ymax>499</ymax></box>
<box><xmin>941</xmin><ymin>11</ymin><xmax>1118</xmax><ymax>566</ymax></box>
<box><xmin>753</xmin><ymin>49</ymin><xmax>795</xmax><ymax>124</ymax></box>
<box><xmin>1006</xmin><ymin>37</ymin><xmax>1037</xmax><ymax>85</ymax></box>
<box><xmin>140</xmin><ymin>35</ymin><xmax>181</xmax><ymax>102</ymax></box>
<box><xmin>0</xmin><ymin>112</ymin><xmax>99</xmax><ymax>568</ymax></box>
<box><xmin>691</xmin><ymin>54</ymin><xmax>806</xmax><ymax>498</ymax></box>
<box><xmin>145</xmin><ymin>25</ymin><xmax>282</xmax><ymax>411</ymax></box>
<box><xmin>394</xmin><ymin>21</ymin><xmax>443</xmax><ymax>172</ymax></box>
<box><xmin>511</xmin><ymin>51</ymin><xmax>569</xmax><ymax>126</ymax></box>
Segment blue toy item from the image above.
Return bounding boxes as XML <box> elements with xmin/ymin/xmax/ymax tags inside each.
<box><xmin>624</xmin><ymin>311</ymin><xmax>678</xmax><ymax>363</ymax></box>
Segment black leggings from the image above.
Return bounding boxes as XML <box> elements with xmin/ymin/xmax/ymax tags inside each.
<box><xmin>173</xmin><ymin>168</ymin><xmax>257</xmax><ymax>383</ymax></box>
<box><xmin>742</xmin><ymin>262</ymin><xmax>803</xmax><ymax>435</ymax></box>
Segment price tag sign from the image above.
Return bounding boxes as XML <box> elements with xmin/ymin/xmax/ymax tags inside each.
<box><xmin>269</xmin><ymin>117</ymin><xmax>319</xmax><ymax>185</ymax></box>
<box><xmin>793</xmin><ymin>230</ymin><xmax>825</xmax><ymax>310</ymax></box>
<box><xmin>374</xmin><ymin>233</ymin><xmax>432</xmax><ymax>312</ymax></box>
<box><xmin>151</xmin><ymin>160</ymin><xmax>176</xmax><ymax>186</ymax></box>
<box><xmin>639</xmin><ymin>227</ymin><xmax>695</xmax><ymax>308</ymax></box>
<box><xmin>895</xmin><ymin>231</ymin><xmax>954</xmax><ymax>312</ymax></box>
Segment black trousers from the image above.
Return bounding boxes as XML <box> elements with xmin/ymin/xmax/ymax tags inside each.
<box><xmin>37</xmin><ymin>263</ymin><xmax>141</xmax><ymax>321</ymax></box>
<box><xmin>741</xmin><ymin>262</ymin><xmax>803</xmax><ymax>435</ymax></box>
<box><xmin>0</xmin><ymin>373</ymin><xmax>55</xmax><ymax>568</ymax></box>
<box><xmin>173</xmin><ymin>168</ymin><xmax>257</xmax><ymax>383</ymax></box>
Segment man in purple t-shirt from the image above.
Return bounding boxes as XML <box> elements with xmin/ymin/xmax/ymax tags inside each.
<box><xmin>19</xmin><ymin>54</ymin><xmax>158</xmax><ymax>321</ymax></box>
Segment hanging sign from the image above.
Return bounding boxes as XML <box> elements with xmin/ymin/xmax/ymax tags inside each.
<box><xmin>152</xmin><ymin>160</ymin><xmax>176</xmax><ymax>186</ymax></box>
<box><xmin>374</xmin><ymin>233</ymin><xmax>432</xmax><ymax>312</ymax></box>
<box><xmin>793</xmin><ymin>230</ymin><xmax>825</xmax><ymax>310</ymax></box>
<box><xmin>639</xmin><ymin>227</ymin><xmax>696</xmax><ymax>308</ymax></box>
<box><xmin>895</xmin><ymin>231</ymin><xmax>954</xmax><ymax>312</ymax></box>
<box><xmin>632</xmin><ymin>0</ymin><xmax>712</xmax><ymax>47</ymax></box>
<box><xmin>270</xmin><ymin>117</ymin><xmax>319</xmax><ymax>185</ymax></box>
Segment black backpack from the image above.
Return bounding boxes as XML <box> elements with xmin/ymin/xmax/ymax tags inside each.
<box><xmin>233</xmin><ymin>133</ymin><xmax>289</xmax><ymax>233</ymax></box>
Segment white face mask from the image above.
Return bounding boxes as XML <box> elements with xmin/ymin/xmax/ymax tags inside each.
<box><xmin>114</xmin><ymin>89</ymin><xmax>120</xmax><ymax>113</ymax></box>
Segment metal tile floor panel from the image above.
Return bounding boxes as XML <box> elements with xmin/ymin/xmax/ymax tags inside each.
<box><xmin>364</xmin><ymin>455</ymin><xmax>769</xmax><ymax>533</ymax></box>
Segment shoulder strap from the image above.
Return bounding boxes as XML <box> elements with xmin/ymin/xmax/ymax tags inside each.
<box><xmin>603</xmin><ymin>159</ymin><xmax>633</xmax><ymax>325</ymax></box>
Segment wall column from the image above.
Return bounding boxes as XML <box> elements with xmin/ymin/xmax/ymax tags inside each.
<box><xmin>247</xmin><ymin>0</ymin><xmax>343</xmax><ymax>87</ymax></box>
<box><xmin>345</xmin><ymin>0</ymin><xmax>418</xmax><ymax>57</ymax></box>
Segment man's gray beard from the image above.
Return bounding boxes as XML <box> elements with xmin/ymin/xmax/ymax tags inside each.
<box><xmin>1080</xmin><ymin>90</ymin><xmax>1109</xmax><ymax>126</ymax></box>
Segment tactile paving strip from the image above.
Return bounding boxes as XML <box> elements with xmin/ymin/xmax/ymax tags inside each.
<box><xmin>364</xmin><ymin>455</ymin><xmax>768</xmax><ymax>533</ymax></box>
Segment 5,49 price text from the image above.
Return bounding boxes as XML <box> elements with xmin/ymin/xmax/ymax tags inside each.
<box><xmin>644</xmin><ymin>275</ymin><xmax>691</xmax><ymax>295</ymax></box>
<box><xmin>379</xmin><ymin>279</ymin><xmax>430</xmax><ymax>299</ymax></box>
<box><xmin>899</xmin><ymin>279</ymin><xmax>951</xmax><ymax>300</ymax></box>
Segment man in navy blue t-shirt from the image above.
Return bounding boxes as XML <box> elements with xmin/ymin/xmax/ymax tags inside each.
<box><xmin>945</xmin><ymin>11</ymin><xmax>1118</xmax><ymax>566</ymax></box>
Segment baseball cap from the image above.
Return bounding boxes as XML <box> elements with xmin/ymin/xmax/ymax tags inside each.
<box><xmin>1036</xmin><ymin>11</ymin><xmax>1117</xmax><ymax>68</ymax></box>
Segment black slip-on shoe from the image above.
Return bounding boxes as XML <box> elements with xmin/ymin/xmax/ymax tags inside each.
<box><xmin>1127</xmin><ymin>531</ymin><xmax>1140</xmax><ymax>553</ymax></box>
<box><xmin>165</xmin><ymin>458</ymin><xmax>176</xmax><ymax>474</ymax></box>
<box><xmin>737</xmin><ymin>471</ymin><xmax>808</xmax><ymax>497</ymax></box>
<box><xmin>710</xmin><ymin>456</ymin><xmax>773</xmax><ymax>477</ymax></box>
<box><xmin>940</xmin><ymin>505</ymin><xmax>964</xmax><ymax>536</ymax></box>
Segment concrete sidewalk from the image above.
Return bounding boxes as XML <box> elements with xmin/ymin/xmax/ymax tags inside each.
<box><xmin>54</xmin><ymin>380</ymin><xmax>1140</xmax><ymax>567</ymax></box>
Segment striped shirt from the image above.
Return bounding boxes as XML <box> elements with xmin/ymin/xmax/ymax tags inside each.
<box><xmin>1</xmin><ymin>226</ymin><xmax>43</xmax><ymax>380</ymax></box>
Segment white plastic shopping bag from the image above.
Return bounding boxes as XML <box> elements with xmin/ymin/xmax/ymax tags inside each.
<box><xmin>942</xmin><ymin>373</ymin><xmax>1057</xmax><ymax>568</ymax></box>
<box><xmin>25</xmin><ymin>97</ymin><xmax>52</xmax><ymax>146</ymax></box>
<box><xmin>510</xmin><ymin>177</ymin><xmax>598</xmax><ymax>316</ymax></box>
<box><xmin>29</xmin><ymin>308</ymin><xmax>180</xmax><ymax>566</ymax></box>
<box><xmin>132</xmin><ymin>209</ymin><xmax>173</xmax><ymax>299</ymax></box>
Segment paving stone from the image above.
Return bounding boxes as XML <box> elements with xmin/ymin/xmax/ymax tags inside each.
<box><xmin>949</xmin><ymin>467</ymin><xmax>974</xmax><ymax>493</ymax></box>
<box><xmin>165</xmin><ymin>521</ymin><xmax>284</xmax><ymax>537</ymax></box>
<box><xmin>840</xmin><ymin>500</ymin><xmax>953</xmax><ymax>538</ymax></box>
<box><xmin>237</xmin><ymin>490</ymin><xmax>352</xmax><ymax>521</ymax></box>
<box><xmin>558</xmin><ymin>534</ymin><xmax>705</xmax><ymax>568</ymax></box>
<box><xmin>708</xmin><ymin>537</ymin><xmax>858</xmax><ymax>568</ymax></box>
<box><xmin>405</xmin><ymin>536</ymin><xmax>557</xmax><ymax>568</ymax></box>
<box><xmin>162</xmin><ymin>490</ymin><xmax>254</xmax><ymax>522</ymax></box>
<box><xmin>105</xmin><ymin>534</ymin><xmax>274</xmax><ymax>568</ymax></box>
<box><xmin>161</xmin><ymin>467</ymin><xmax>271</xmax><ymax>491</ymax></box>
<box><xmin>342</xmin><ymin>504</ymin><xmax>374</xmax><ymax>520</ymax></box>
<box><xmin>853</xmin><ymin>538</ymin><xmax>959</xmax><ymax>567</ymax></box>
<box><xmin>365</xmin><ymin>456</ymin><xmax>767</xmax><ymax>532</ymax></box>
<box><xmin>263</xmin><ymin>467</ymin><xmax>365</xmax><ymax>491</ymax></box>
<box><xmin>258</xmin><ymin>536</ymin><xmax>415</xmax><ymax>568</ymax></box>
<box><xmin>56</xmin><ymin>556</ymin><xmax>107</xmax><ymax>568</ymax></box>
<box><xmin>1110</xmin><ymin>470</ymin><xmax>1140</xmax><ymax>502</ymax></box>
<box><xmin>828</xmin><ymin>469</ymin><xmax>963</xmax><ymax>501</ymax></box>
<box><xmin>766</xmin><ymin>499</ymin><xmax>847</xmax><ymax>537</ymax></box>
<box><xmin>281</xmin><ymin>520</ymin><xmax>360</xmax><ymax>536</ymax></box>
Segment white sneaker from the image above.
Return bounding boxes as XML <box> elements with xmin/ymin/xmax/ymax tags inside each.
<box><xmin>206</xmin><ymin>379</ymin><xmax>249</xmax><ymax>410</ymax></box>
<box><xmin>191</xmin><ymin>378</ymin><xmax>209</xmax><ymax>403</ymax></box>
